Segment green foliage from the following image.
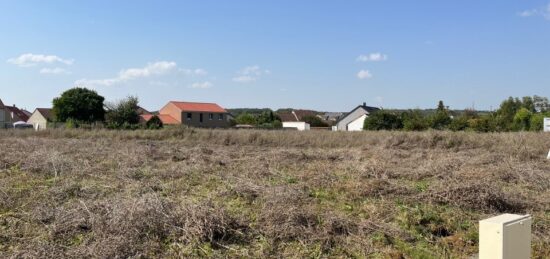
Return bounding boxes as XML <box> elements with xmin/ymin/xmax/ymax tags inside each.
<box><xmin>146</xmin><ymin>115</ymin><xmax>164</xmax><ymax>129</ymax></box>
<box><xmin>52</xmin><ymin>87</ymin><xmax>105</xmax><ymax>123</ymax></box>
<box><xmin>402</xmin><ymin>110</ymin><xmax>428</xmax><ymax>131</ymax></box>
<box><xmin>513</xmin><ymin>107</ymin><xmax>532</xmax><ymax>131</ymax></box>
<box><xmin>235</xmin><ymin>113</ymin><xmax>257</xmax><ymax>125</ymax></box>
<box><xmin>449</xmin><ymin>116</ymin><xmax>470</xmax><ymax>131</ymax></box>
<box><xmin>105</xmin><ymin>96</ymin><xmax>140</xmax><ymax>129</ymax></box>
<box><xmin>468</xmin><ymin>115</ymin><xmax>496</xmax><ymax>132</ymax></box>
<box><xmin>363</xmin><ymin>110</ymin><xmax>403</xmax><ymax>131</ymax></box>
<box><xmin>428</xmin><ymin>101</ymin><xmax>452</xmax><ymax>130</ymax></box>
<box><xmin>302</xmin><ymin>115</ymin><xmax>329</xmax><ymax>127</ymax></box>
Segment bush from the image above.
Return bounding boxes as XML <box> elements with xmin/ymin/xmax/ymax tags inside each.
<box><xmin>146</xmin><ymin>116</ymin><xmax>164</xmax><ymax>130</ymax></box>
<box><xmin>402</xmin><ymin>110</ymin><xmax>428</xmax><ymax>131</ymax></box>
<box><xmin>363</xmin><ymin>110</ymin><xmax>403</xmax><ymax>131</ymax></box>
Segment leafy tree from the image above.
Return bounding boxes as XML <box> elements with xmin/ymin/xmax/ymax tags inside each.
<box><xmin>302</xmin><ymin>115</ymin><xmax>329</xmax><ymax>127</ymax></box>
<box><xmin>235</xmin><ymin>113</ymin><xmax>257</xmax><ymax>125</ymax></box>
<box><xmin>402</xmin><ymin>110</ymin><xmax>428</xmax><ymax>131</ymax></box>
<box><xmin>533</xmin><ymin>95</ymin><xmax>550</xmax><ymax>112</ymax></box>
<box><xmin>429</xmin><ymin>100</ymin><xmax>452</xmax><ymax>130</ymax></box>
<box><xmin>449</xmin><ymin>109</ymin><xmax>478</xmax><ymax>131</ymax></box>
<box><xmin>52</xmin><ymin>87</ymin><xmax>105</xmax><ymax>123</ymax></box>
<box><xmin>513</xmin><ymin>107</ymin><xmax>532</xmax><ymax>131</ymax></box>
<box><xmin>495</xmin><ymin>97</ymin><xmax>522</xmax><ymax>131</ymax></box>
<box><xmin>105</xmin><ymin>96</ymin><xmax>140</xmax><ymax>128</ymax></box>
<box><xmin>468</xmin><ymin>115</ymin><xmax>496</xmax><ymax>132</ymax></box>
<box><xmin>146</xmin><ymin>115</ymin><xmax>163</xmax><ymax>129</ymax></box>
<box><xmin>363</xmin><ymin>110</ymin><xmax>403</xmax><ymax>130</ymax></box>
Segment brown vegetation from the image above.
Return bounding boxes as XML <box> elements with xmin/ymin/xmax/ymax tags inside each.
<box><xmin>0</xmin><ymin>128</ymin><xmax>549</xmax><ymax>258</ymax></box>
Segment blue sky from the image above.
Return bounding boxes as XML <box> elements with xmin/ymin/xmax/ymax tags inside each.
<box><xmin>1</xmin><ymin>1</ymin><xmax>549</xmax><ymax>112</ymax></box>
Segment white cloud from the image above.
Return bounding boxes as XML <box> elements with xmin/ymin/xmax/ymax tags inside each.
<box><xmin>519</xmin><ymin>3</ymin><xmax>550</xmax><ymax>20</ymax></box>
<box><xmin>190</xmin><ymin>81</ymin><xmax>213</xmax><ymax>89</ymax></box>
<box><xmin>76</xmin><ymin>61</ymin><xmax>181</xmax><ymax>87</ymax></box>
<box><xmin>180</xmin><ymin>68</ymin><xmax>208</xmax><ymax>76</ymax></box>
<box><xmin>39</xmin><ymin>67</ymin><xmax>70</xmax><ymax>75</ymax></box>
<box><xmin>357</xmin><ymin>53</ymin><xmax>388</xmax><ymax>62</ymax></box>
<box><xmin>7</xmin><ymin>53</ymin><xmax>73</xmax><ymax>67</ymax></box>
<box><xmin>232</xmin><ymin>65</ymin><xmax>270</xmax><ymax>83</ymax></box>
<box><xmin>357</xmin><ymin>70</ymin><xmax>373</xmax><ymax>79</ymax></box>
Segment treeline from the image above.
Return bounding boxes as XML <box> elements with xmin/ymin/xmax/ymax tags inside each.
<box><xmin>364</xmin><ymin>96</ymin><xmax>550</xmax><ymax>132</ymax></box>
<box><xmin>232</xmin><ymin>111</ymin><xmax>283</xmax><ymax>128</ymax></box>
<box><xmin>52</xmin><ymin>87</ymin><xmax>162</xmax><ymax>129</ymax></box>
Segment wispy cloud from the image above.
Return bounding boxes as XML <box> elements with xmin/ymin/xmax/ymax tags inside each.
<box><xmin>76</xmin><ymin>61</ymin><xmax>205</xmax><ymax>87</ymax></box>
<box><xmin>40</xmin><ymin>67</ymin><xmax>70</xmax><ymax>75</ymax></box>
<box><xmin>518</xmin><ymin>3</ymin><xmax>550</xmax><ymax>20</ymax></box>
<box><xmin>189</xmin><ymin>81</ymin><xmax>213</xmax><ymax>89</ymax></box>
<box><xmin>180</xmin><ymin>68</ymin><xmax>208</xmax><ymax>76</ymax></box>
<box><xmin>357</xmin><ymin>70</ymin><xmax>373</xmax><ymax>79</ymax></box>
<box><xmin>357</xmin><ymin>53</ymin><xmax>388</xmax><ymax>62</ymax></box>
<box><xmin>7</xmin><ymin>53</ymin><xmax>73</xmax><ymax>67</ymax></box>
<box><xmin>232</xmin><ymin>65</ymin><xmax>270</xmax><ymax>83</ymax></box>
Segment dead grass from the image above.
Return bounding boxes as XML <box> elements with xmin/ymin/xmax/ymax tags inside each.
<box><xmin>0</xmin><ymin>128</ymin><xmax>549</xmax><ymax>258</ymax></box>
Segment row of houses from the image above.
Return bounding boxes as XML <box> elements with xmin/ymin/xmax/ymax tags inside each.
<box><xmin>278</xmin><ymin>102</ymin><xmax>380</xmax><ymax>131</ymax></box>
<box><xmin>0</xmin><ymin>97</ymin><xmax>380</xmax><ymax>132</ymax></box>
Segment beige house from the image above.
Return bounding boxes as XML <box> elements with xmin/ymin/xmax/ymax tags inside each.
<box><xmin>0</xmin><ymin>98</ymin><xmax>6</xmax><ymax>128</ymax></box>
<box><xmin>141</xmin><ymin>101</ymin><xmax>230</xmax><ymax>128</ymax></box>
<box><xmin>27</xmin><ymin>108</ymin><xmax>55</xmax><ymax>130</ymax></box>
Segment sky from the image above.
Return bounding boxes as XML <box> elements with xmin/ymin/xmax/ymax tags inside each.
<box><xmin>1</xmin><ymin>1</ymin><xmax>550</xmax><ymax>112</ymax></box>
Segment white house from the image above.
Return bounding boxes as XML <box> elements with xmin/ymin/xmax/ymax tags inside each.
<box><xmin>334</xmin><ymin>102</ymin><xmax>380</xmax><ymax>131</ymax></box>
<box><xmin>282</xmin><ymin>121</ymin><xmax>310</xmax><ymax>131</ymax></box>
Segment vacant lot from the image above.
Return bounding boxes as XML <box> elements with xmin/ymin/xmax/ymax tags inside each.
<box><xmin>0</xmin><ymin>129</ymin><xmax>548</xmax><ymax>258</ymax></box>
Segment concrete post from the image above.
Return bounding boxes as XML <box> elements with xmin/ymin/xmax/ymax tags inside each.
<box><xmin>479</xmin><ymin>214</ymin><xmax>531</xmax><ymax>259</ymax></box>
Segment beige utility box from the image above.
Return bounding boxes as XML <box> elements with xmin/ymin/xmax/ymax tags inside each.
<box><xmin>479</xmin><ymin>214</ymin><xmax>531</xmax><ymax>259</ymax></box>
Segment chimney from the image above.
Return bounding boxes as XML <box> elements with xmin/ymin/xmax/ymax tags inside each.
<box><xmin>363</xmin><ymin>102</ymin><xmax>366</xmax><ymax>106</ymax></box>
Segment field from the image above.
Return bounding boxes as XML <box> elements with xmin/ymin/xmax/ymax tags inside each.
<box><xmin>0</xmin><ymin>129</ymin><xmax>549</xmax><ymax>258</ymax></box>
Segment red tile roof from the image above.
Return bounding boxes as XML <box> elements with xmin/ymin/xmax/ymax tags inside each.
<box><xmin>169</xmin><ymin>101</ymin><xmax>227</xmax><ymax>113</ymax></box>
<box><xmin>6</xmin><ymin>106</ymin><xmax>29</xmax><ymax>121</ymax></box>
<box><xmin>139</xmin><ymin>114</ymin><xmax>179</xmax><ymax>125</ymax></box>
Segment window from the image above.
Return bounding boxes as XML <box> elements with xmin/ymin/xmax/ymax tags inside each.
<box><xmin>199</xmin><ymin>113</ymin><xmax>203</xmax><ymax>123</ymax></box>
<box><xmin>209</xmin><ymin>113</ymin><xmax>213</xmax><ymax>120</ymax></box>
<box><xmin>186</xmin><ymin>113</ymin><xmax>192</xmax><ymax>121</ymax></box>
<box><xmin>218</xmin><ymin>114</ymin><xmax>224</xmax><ymax>120</ymax></box>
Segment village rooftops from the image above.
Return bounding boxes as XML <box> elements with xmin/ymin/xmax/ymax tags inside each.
<box><xmin>168</xmin><ymin>101</ymin><xmax>228</xmax><ymax>113</ymax></box>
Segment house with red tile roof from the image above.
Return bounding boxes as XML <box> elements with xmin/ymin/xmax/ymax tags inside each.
<box><xmin>0</xmin><ymin>99</ymin><xmax>31</xmax><ymax>128</ymax></box>
<box><xmin>141</xmin><ymin>101</ymin><xmax>230</xmax><ymax>128</ymax></box>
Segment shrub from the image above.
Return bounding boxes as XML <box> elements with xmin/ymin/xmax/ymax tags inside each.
<box><xmin>146</xmin><ymin>116</ymin><xmax>164</xmax><ymax>129</ymax></box>
<box><xmin>402</xmin><ymin>110</ymin><xmax>429</xmax><ymax>131</ymax></box>
<box><xmin>363</xmin><ymin>110</ymin><xmax>403</xmax><ymax>131</ymax></box>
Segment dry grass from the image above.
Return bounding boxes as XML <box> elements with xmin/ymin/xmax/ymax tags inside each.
<box><xmin>0</xmin><ymin>128</ymin><xmax>549</xmax><ymax>258</ymax></box>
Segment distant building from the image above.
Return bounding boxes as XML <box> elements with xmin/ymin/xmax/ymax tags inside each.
<box><xmin>0</xmin><ymin>98</ymin><xmax>6</xmax><ymax>128</ymax></box>
<box><xmin>140</xmin><ymin>101</ymin><xmax>230</xmax><ymax>128</ymax></box>
<box><xmin>278</xmin><ymin>109</ymin><xmax>321</xmax><ymax>131</ymax></box>
<box><xmin>334</xmin><ymin>103</ymin><xmax>380</xmax><ymax>131</ymax></box>
<box><xmin>27</xmin><ymin>108</ymin><xmax>55</xmax><ymax>130</ymax></box>
<box><xmin>282</xmin><ymin>121</ymin><xmax>310</xmax><ymax>131</ymax></box>
<box><xmin>322</xmin><ymin>112</ymin><xmax>345</xmax><ymax>122</ymax></box>
<box><xmin>0</xmin><ymin>99</ymin><xmax>30</xmax><ymax>128</ymax></box>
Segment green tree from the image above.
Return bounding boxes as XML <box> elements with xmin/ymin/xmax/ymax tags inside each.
<box><xmin>235</xmin><ymin>113</ymin><xmax>257</xmax><ymax>125</ymax></box>
<box><xmin>429</xmin><ymin>100</ymin><xmax>452</xmax><ymax>130</ymax></box>
<box><xmin>468</xmin><ymin>115</ymin><xmax>496</xmax><ymax>132</ymax></box>
<box><xmin>363</xmin><ymin>110</ymin><xmax>403</xmax><ymax>131</ymax></box>
<box><xmin>513</xmin><ymin>107</ymin><xmax>532</xmax><ymax>131</ymax></box>
<box><xmin>302</xmin><ymin>115</ymin><xmax>329</xmax><ymax>127</ymax></box>
<box><xmin>52</xmin><ymin>87</ymin><xmax>105</xmax><ymax>123</ymax></box>
<box><xmin>105</xmin><ymin>96</ymin><xmax>140</xmax><ymax>128</ymax></box>
<box><xmin>533</xmin><ymin>95</ymin><xmax>549</xmax><ymax>112</ymax></box>
<box><xmin>402</xmin><ymin>110</ymin><xmax>428</xmax><ymax>131</ymax></box>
